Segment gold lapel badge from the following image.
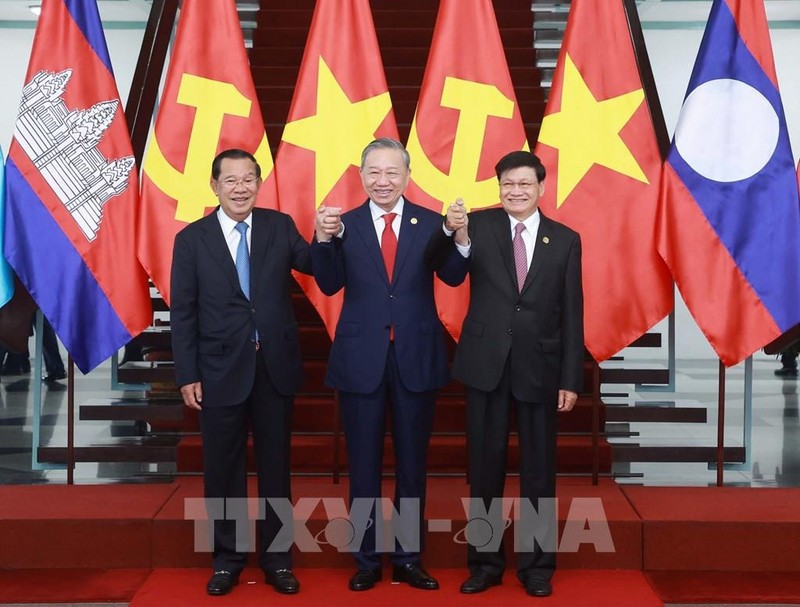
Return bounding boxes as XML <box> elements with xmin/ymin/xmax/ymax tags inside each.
<box><xmin>542</xmin><ymin>236</ymin><xmax>550</xmax><ymax>244</ymax></box>
<box><xmin>410</xmin><ymin>218</ymin><xmax>418</xmax><ymax>225</ymax></box>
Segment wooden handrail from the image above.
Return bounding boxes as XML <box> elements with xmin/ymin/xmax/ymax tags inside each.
<box><xmin>124</xmin><ymin>0</ymin><xmax>180</xmax><ymax>164</ymax></box>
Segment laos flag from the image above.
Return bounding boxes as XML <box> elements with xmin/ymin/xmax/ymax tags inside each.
<box><xmin>4</xmin><ymin>0</ymin><xmax>152</xmax><ymax>373</ymax></box>
<box><xmin>658</xmin><ymin>0</ymin><xmax>800</xmax><ymax>366</ymax></box>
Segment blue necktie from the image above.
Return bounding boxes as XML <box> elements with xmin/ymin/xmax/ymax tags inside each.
<box><xmin>235</xmin><ymin>222</ymin><xmax>258</xmax><ymax>343</ymax></box>
<box><xmin>234</xmin><ymin>222</ymin><xmax>250</xmax><ymax>299</ymax></box>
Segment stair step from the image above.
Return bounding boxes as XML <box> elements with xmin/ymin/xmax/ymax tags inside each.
<box><xmin>79</xmin><ymin>398</ymin><xmax>183</xmax><ymax>423</ymax></box>
<box><xmin>605</xmin><ymin>403</ymin><xmax>707</xmax><ymax>424</ymax></box>
<box><xmin>38</xmin><ymin>436</ymin><xmax>179</xmax><ymax>464</ymax></box>
<box><xmin>118</xmin><ymin>359</ymin><xmax>606</xmax><ymax>401</ymax></box>
<box><xmin>612</xmin><ymin>445</ymin><xmax>746</xmax><ymax>464</ymax></box>
<box><xmin>179</xmin><ymin>394</ymin><xmax>604</xmax><ymax>434</ymax></box>
<box><xmin>176</xmin><ymin>434</ymin><xmax>612</xmax><ymax>475</ymax></box>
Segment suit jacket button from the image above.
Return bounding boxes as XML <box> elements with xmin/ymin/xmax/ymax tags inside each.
<box><xmin>507</xmin><ymin>328</ymin><xmax>513</xmax><ymax>335</ymax></box>
<box><xmin>515</xmin><ymin>305</ymin><xmax>521</xmax><ymax>312</ymax></box>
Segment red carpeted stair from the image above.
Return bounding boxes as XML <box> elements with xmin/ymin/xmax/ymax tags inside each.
<box><xmin>2</xmin><ymin>480</ymin><xmax>800</xmax><ymax>604</ymax></box>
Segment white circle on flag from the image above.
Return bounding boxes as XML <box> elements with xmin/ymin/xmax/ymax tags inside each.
<box><xmin>674</xmin><ymin>78</ymin><xmax>779</xmax><ymax>182</ymax></box>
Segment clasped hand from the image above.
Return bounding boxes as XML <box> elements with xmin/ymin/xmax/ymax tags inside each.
<box><xmin>315</xmin><ymin>205</ymin><xmax>343</xmax><ymax>241</ymax></box>
<box><xmin>445</xmin><ymin>198</ymin><xmax>469</xmax><ymax>246</ymax></box>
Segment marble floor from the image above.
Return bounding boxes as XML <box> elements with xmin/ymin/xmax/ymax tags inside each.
<box><xmin>0</xmin><ymin>352</ymin><xmax>798</xmax><ymax>487</ymax></box>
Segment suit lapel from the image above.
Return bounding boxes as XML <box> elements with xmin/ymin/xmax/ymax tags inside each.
<box><xmin>199</xmin><ymin>210</ymin><xmax>242</xmax><ymax>295</ymax></box>
<box><xmin>350</xmin><ymin>201</ymin><xmax>390</xmax><ymax>285</ymax></box>
<box><xmin>489</xmin><ymin>210</ymin><xmax>518</xmax><ymax>292</ymax></box>
<box><xmin>393</xmin><ymin>201</ymin><xmax>421</xmax><ymax>283</ymax></box>
<box><xmin>249</xmin><ymin>210</ymin><xmax>274</xmax><ymax>303</ymax></box>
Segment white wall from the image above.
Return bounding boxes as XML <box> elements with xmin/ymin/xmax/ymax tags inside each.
<box><xmin>1</xmin><ymin>11</ymin><xmax>798</xmax><ymax>363</ymax></box>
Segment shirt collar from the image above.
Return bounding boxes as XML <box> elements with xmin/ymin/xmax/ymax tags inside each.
<box><xmin>217</xmin><ymin>207</ymin><xmax>253</xmax><ymax>235</ymax></box>
<box><xmin>369</xmin><ymin>196</ymin><xmax>405</xmax><ymax>222</ymax></box>
<box><xmin>508</xmin><ymin>209</ymin><xmax>540</xmax><ymax>233</ymax></box>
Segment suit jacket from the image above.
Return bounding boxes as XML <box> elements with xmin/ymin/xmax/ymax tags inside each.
<box><xmin>430</xmin><ymin>208</ymin><xmax>584</xmax><ymax>403</ymax></box>
<box><xmin>310</xmin><ymin>199</ymin><xmax>463</xmax><ymax>394</ymax></box>
<box><xmin>170</xmin><ymin>207</ymin><xmax>312</xmax><ymax>406</ymax></box>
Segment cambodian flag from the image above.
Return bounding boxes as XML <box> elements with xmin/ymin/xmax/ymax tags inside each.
<box><xmin>658</xmin><ymin>0</ymin><xmax>800</xmax><ymax>366</ymax></box>
<box><xmin>4</xmin><ymin>0</ymin><xmax>151</xmax><ymax>373</ymax></box>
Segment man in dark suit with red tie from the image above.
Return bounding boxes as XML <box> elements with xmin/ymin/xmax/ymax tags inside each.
<box><xmin>311</xmin><ymin>138</ymin><xmax>464</xmax><ymax>592</ymax></box>
<box><xmin>171</xmin><ymin>149</ymin><xmax>311</xmax><ymax>597</ymax></box>
<box><xmin>428</xmin><ymin>150</ymin><xmax>584</xmax><ymax>598</ymax></box>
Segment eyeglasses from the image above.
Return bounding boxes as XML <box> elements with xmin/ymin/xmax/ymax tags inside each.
<box><xmin>500</xmin><ymin>180</ymin><xmax>538</xmax><ymax>190</ymax></box>
<box><xmin>217</xmin><ymin>176</ymin><xmax>259</xmax><ymax>189</ymax></box>
<box><xmin>362</xmin><ymin>169</ymin><xmax>406</xmax><ymax>182</ymax></box>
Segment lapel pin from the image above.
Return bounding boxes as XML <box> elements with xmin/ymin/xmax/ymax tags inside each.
<box><xmin>542</xmin><ymin>236</ymin><xmax>550</xmax><ymax>244</ymax></box>
<box><xmin>410</xmin><ymin>217</ymin><xmax>418</xmax><ymax>225</ymax></box>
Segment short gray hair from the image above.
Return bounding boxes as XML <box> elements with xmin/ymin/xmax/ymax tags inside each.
<box><xmin>360</xmin><ymin>138</ymin><xmax>410</xmax><ymax>171</ymax></box>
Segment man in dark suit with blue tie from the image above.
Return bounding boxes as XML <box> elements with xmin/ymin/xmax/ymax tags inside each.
<box><xmin>311</xmin><ymin>138</ymin><xmax>464</xmax><ymax>592</ymax></box>
<box><xmin>170</xmin><ymin>149</ymin><xmax>311</xmax><ymax>597</ymax></box>
<box><xmin>428</xmin><ymin>151</ymin><xmax>584</xmax><ymax>598</ymax></box>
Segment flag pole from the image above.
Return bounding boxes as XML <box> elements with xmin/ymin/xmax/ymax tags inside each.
<box><xmin>623</xmin><ymin>0</ymin><xmax>670</xmax><ymax>157</ymax></box>
<box><xmin>67</xmin><ymin>355</ymin><xmax>75</xmax><ymax>485</ymax></box>
<box><xmin>591</xmin><ymin>360</ymin><xmax>600</xmax><ymax>485</ymax></box>
<box><xmin>716</xmin><ymin>359</ymin><xmax>726</xmax><ymax>486</ymax></box>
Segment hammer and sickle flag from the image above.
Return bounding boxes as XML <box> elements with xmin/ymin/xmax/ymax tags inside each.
<box><xmin>404</xmin><ymin>0</ymin><xmax>529</xmax><ymax>340</ymax></box>
<box><xmin>275</xmin><ymin>0</ymin><xmax>398</xmax><ymax>338</ymax></box>
<box><xmin>535</xmin><ymin>0</ymin><xmax>673</xmax><ymax>361</ymax></box>
<box><xmin>139</xmin><ymin>0</ymin><xmax>275</xmax><ymax>306</ymax></box>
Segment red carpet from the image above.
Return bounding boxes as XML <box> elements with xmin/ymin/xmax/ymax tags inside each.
<box><xmin>0</xmin><ymin>569</ymin><xmax>150</xmax><ymax>603</ymax></box>
<box><xmin>150</xmin><ymin>476</ymin><xmax>639</xmax><ymax>569</ymax></box>
<box><xmin>646</xmin><ymin>571</ymin><xmax>800</xmax><ymax>604</ymax></box>
<box><xmin>129</xmin><ymin>568</ymin><xmax>662</xmax><ymax>606</ymax></box>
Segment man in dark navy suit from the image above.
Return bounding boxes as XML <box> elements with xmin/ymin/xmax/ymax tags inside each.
<box><xmin>171</xmin><ymin>149</ymin><xmax>311</xmax><ymax>597</ymax></box>
<box><xmin>311</xmin><ymin>138</ymin><xmax>463</xmax><ymax>592</ymax></box>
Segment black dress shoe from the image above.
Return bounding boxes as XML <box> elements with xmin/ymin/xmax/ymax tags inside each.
<box><xmin>264</xmin><ymin>568</ymin><xmax>300</xmax><ymax>594</ymax></box>
<box><xmin>43</xmin><ymin>370</ymin><xmax>67</xmax><ymax>382</ymax></box>
<box><xmin>775</xmin><ymin>366</ymin><xmax>799</xmax><ymax>377</ymax></box>
<box><xmin>206</xmin><ymin>570</ymin><xmax>239</xmax><ymax>596</ymax></box>
<box><xmin>392</xmin><ymin>563</ymin><xmax>439</xmax><ymax>590</ymax></box>
<box><xmin>349</xmin><ymin>568</ymin><xmax>382</xmax><ymax>591</ymax></box>
<box><xmin>521</xmin><ymin>574</ymin><xmax>552</xmax><ymax>597</ymax></box>
<box><xmin>459</xmin><ymin>571</ymin><xmax>502</xmax><ymax>594</ymax></box>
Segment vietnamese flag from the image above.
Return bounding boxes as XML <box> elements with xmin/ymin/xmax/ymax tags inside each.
<box><xmin>275</xmin><ymin>0</ymin><xmax>398</xmax><ymax>338</ymax></box>
<box><xmin>138</xmin><ymin>0</ymin><xmax>275</xmax><ymax>306</ymax></box>
<box><xmin>535</xmin><ymin>0</ymin><xmax>673</xmax><ymax>362</ymax></box>
<box><xmin>404</xmin><ymin>0</ymin><xmax>529</xmax><ymax>340</ymax></box>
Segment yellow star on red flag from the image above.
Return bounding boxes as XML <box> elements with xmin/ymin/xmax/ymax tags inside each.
<box><xmin>539</xmin><ymin>53</ymin><xmax>648</xmax><ymax>207</ymax></box>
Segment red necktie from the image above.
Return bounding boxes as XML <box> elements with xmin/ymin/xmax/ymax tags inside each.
<box><xmin>382</xmin><ymin>213</ymin><xmax>398</xmax><ymax>341</ymax></box>
<box><xmin>381</xmin><ymin>213</ymin><xmax>398</xmax><ymax>281</ymax></box>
